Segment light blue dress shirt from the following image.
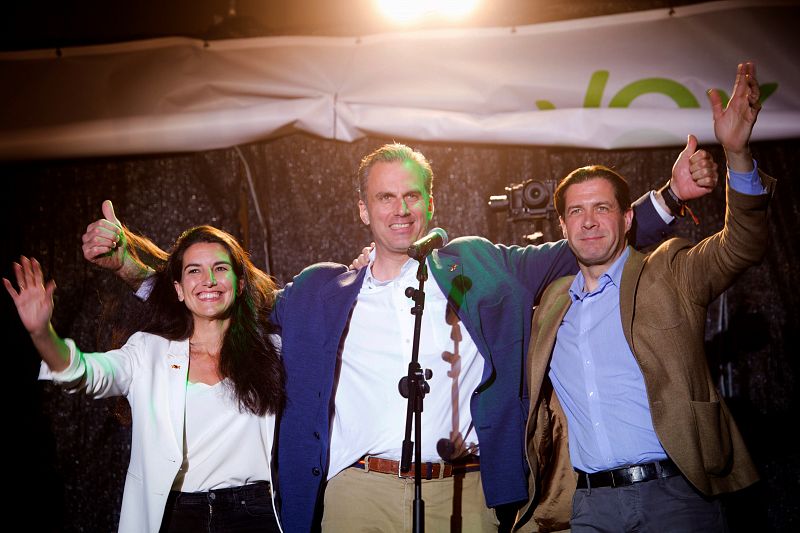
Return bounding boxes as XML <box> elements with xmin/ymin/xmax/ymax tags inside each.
<box><xmin>549</xmin><ymin>247</ymin><xmax>668</xmax><ymax>473</ymax></box>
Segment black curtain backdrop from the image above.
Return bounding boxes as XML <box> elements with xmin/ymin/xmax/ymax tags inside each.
<box><xmin>2</xmin><ymin>133</ymin><xmax>798</xmax><ymax>531</ymax></box>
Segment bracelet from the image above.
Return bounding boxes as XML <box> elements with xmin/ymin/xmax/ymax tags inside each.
<box><xmin>658</xmin><ymin>180</ymin><xmax>700</xmax><ymax>225</ymax></box>
<box><xmin>659</xmin><ymin>181</ymin><xmax>686</xmax><ymax>216</ymax></box>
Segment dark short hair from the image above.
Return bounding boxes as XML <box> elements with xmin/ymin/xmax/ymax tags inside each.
<box><xmin>554</xmin><ymin>165</ymin><xmax>631</xmax><ymax>218</ymax></box>
<box><xmin>356</xmin><ymin>143</ymin><xmax>433</xmax><ymax>200</ymax></box>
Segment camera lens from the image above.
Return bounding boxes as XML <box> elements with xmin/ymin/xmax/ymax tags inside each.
<box><xmin>522</xmin><ymin>180</ymin><xmax>550</xmax><ymax>209</ymax></box>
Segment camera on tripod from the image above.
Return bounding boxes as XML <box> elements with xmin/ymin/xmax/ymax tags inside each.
<box><xmin>488</xmin><ymin>178</ymin><xmax>557</xmax><ymax>221</ymax></box>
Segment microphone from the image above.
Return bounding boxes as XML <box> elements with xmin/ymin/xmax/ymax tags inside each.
<box><xmin>436</xmin><ymin>438</ymin><xmax>456</xmax><ymax>462</ymax></box>
<box><xmin>407</xmin><ymin>227</ymin><xmax>448</xmax><ymax>259</ymax></box>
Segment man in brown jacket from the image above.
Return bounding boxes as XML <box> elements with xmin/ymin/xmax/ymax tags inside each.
<box><xmin>517</xmin><ymin>61</ymin><xmax>772</xmax><ymax>532</ymax></box>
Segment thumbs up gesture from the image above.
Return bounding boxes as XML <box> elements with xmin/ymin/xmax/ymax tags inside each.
<box><xmin>81</xmin><ymin>200</ymin><xmax>128</xmax><ymax>272</ymax></box>
<box><xmin>669</xmin><ymin>134</ymin><xmax>719</xmax><ymax>202</ymax></box>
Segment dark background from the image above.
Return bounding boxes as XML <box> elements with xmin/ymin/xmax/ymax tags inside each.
<box><xmin>1</xmin><ymin>0</ymin><xmax>711</xmax><ymax>52</ymax></box>
<box><xmin>2</xmin><ymin>1</ymin><xmax>798</xmax><ymax>531</ymax></box>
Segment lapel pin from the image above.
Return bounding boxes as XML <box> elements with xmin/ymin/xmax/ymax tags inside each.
<box><xmin>170</xmin><ymin>364</ymin><xmax>181</xmax><ymax>369</ymax></box>
<box><xmin>449</xmin><ymin>264</ymin><xmax>458</xmax><ymax>272</ymax></box>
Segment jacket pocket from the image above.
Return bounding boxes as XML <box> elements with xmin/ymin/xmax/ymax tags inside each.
<box><xmin>690</xmin><ymin>400</ymin><xmax>733</xmax><ymax>476</ymax></box>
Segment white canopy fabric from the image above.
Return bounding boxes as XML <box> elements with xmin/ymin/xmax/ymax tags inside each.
<box><xmin>1</xmin><ymin>0</ymin><xmax>798</xmax><ymax>160</ymax></box>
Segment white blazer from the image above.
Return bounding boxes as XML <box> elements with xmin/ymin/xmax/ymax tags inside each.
<box><xmin>39</xmin><ymin>331</ymin><xmax>280</xmax><ymax>533</ymax></box>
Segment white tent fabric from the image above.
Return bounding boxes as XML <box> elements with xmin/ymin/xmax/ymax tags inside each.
<box><xmin>1</xmin><ymin>0</ymin><xmax>798</xmax><ymax>160</ymax></box>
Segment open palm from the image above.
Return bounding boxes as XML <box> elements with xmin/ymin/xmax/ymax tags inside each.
<box><xmin>3</xmin><ymin>256</ymin><xmax>55</xmax><ymax>336</ymax></box>
<box><xmin>708</xmin><ymin>62</ymin><xmax>760</xmax><ymax>154</ymax></box>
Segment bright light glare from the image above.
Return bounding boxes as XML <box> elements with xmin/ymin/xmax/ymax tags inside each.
<box><xmin>377</xmin><ymin>0</ymin><xmax>426</xmax><ymax>23</ymax></box>
<box><xmin>437</xmin><ymin>0</ymin><xmax>479</xmax><ymax>19</ymax></box>
<box><xmin>377</xmin><ymin>0</ymin><xmax>479</xmax><ymax>24</ymax></box>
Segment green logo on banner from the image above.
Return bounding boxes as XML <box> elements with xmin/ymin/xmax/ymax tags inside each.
<box><xmin>536</xmin><ymin>70</ymin><xmax>778</xmax><ymax>110</ymax></box>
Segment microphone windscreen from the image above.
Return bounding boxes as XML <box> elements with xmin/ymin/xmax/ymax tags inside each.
<box><xmin>437</xmin><ymin>438</ymin><xmax>456</xmax><ymax>462</ymax></box>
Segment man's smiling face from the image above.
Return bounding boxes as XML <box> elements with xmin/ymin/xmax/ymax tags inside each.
<box><xmin>358</xmin><ymin>160</ymin><xmax>434</xmax><ymax>261</ymax></box>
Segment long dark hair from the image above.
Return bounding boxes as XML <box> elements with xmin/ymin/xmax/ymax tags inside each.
<box><xmin>136</xmin><ymin>226</ymin><xmax>285</xmax><ymax>417</ymax></box>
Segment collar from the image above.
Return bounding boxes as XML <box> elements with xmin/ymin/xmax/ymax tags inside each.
<box><xmin>167</xmin><ymin>337</ymin><xmax>190</xmax><ymax>359</ymax></box>
<box><xmin>364</xmin><ymin>249</ymin><xmax>422</xmax><ymax>289</ymax></box>
<box><xmin>569</xmin><ymin>246</ymin><xmax>631</xmax><ymax>301</ymax></box>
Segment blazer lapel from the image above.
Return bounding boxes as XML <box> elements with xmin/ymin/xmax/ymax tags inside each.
<box><xmin>166</xmin><ymin>338</ymin><xmax>190</xmax><ymax>457</ymax></box>
<box><xmin>320</xmin><ymin>267</ymin><xmax>366</xmax><ymax>345</ymax></box>
<box><xmin>619</xmin><ymin>247</ymin><xmax>647</xmax><ymax>351</ymax></box>
<box><xmin>428</xmin><ymin>250</ymin><xmax>469</xmax><ymax>311</ymax></box>
<box><xmin>428</xmin><ymin>251</ymin><xmax>492</xmax><ymax>366</ymax></box>
<box><xmin>527</xmin><ymin>277</ymin><xmax>573</xmax><ymax>404</ymax></box>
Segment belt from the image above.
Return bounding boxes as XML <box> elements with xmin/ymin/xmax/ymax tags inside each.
<box><xmin>352</xmin><ymin>455</ymin><xmax>480</xmax><ymax>480</ymax></box>
<box><xmin>575</xmin><ymin>459</ymin><xmax>681</xmax><ymax>489</ymax></box>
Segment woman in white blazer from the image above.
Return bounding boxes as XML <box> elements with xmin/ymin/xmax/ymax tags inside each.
<box><xmin>5</xmin><ymin>226</ymin><xmax>285</xmax><ymax>533</ymax></box>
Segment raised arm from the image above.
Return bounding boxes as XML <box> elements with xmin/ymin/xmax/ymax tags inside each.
<box><xmin>677</xmin><ymin>61</ymin><xmax>771</xmax><ymax>304</ymax></box>
<box><xmin>82</xmin><ymin>200</ymin><xmax>160</xmax><ymax>289</ymax></box>
<box><xmin>4</xmin><ymin>256</ymin><xmax>70</xmax><ymax>372</ymax></box>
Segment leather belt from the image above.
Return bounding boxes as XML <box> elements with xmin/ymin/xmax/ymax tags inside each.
<box><xmin>576</xmin><ymin>458</ymin><xmax>681</xmax><ymax>489</ymax></box>
<box><xmin>352</xmin><ymin>455</ymin><xmax>480</xmax><ymax>480</ymax></box>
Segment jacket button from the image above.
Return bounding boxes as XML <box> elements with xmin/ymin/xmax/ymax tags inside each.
<box><xmin>312</xmin><ymin>467</ymin><xmax>321</xmax><ymax>476</ymax></box>
<box><xmin>313</xmin><ymin>431</ymin><xmax>320</xmax><ymax>439</ymax></box>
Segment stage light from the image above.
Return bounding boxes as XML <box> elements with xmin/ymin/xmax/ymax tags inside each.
<box><xmin>376</xmin><ymin>0</ymin><xmax>480</xmax><ymax>24</ymax></box>
<box><xmin>376</xmin><ymin>0</ymin><xmax>424</xmax><ymax>23</ymax></box>
<box><xmin>436</xmin><ymin>0</ymin><xmax>480</xmax><ymax>20</ymax></box>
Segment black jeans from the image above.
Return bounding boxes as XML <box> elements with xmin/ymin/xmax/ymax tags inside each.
<box><xmin>159</xmin><ymin>481</ymin><xmax>280</xmax><ymax>533</ymax></box>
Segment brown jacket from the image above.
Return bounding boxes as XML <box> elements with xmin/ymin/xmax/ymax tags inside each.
<box><xmin>516</xmin><ymin>174</ymin><xmax>774</xmax><ymax>532</ymax></box>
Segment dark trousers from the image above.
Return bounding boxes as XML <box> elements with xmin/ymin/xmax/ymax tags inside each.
<box><xmin>159</xmin><ymin>481</ymin><xmax>281</xmax><ymax>533</ymax></box>
<box><xmin>571</xmin><ymin>474</ymin><xmax>728</xmax><ymax>533</ymax></box>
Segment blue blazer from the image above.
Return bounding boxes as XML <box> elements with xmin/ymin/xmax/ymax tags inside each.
<box><xmin>271</xmin><ymin>195</ymin><xmax>670</xmax><ymax>533</ymax></box>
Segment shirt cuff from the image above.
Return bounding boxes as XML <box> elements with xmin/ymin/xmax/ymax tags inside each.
<box><xmin>728</xmin><ymin>160</ymin><xmax>766</xmax><ymax>196</ymax></box>
<box><xmin>38</xmin><ymin>338</ymin><xmax>82</xmax><ymax>382</ymax></box>
<box><xmin>649</xmin><ymin>190</ymin><xmax>675</xmax><ymax>224</ymax></box>
<box><xmin>135</xmin><ymin>275</ymin><xmax>156</xmax><ymax>300</ymax></box>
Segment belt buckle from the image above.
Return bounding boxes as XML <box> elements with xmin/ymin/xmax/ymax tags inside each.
<box><xmin>396</xmin><ymin>460</ymin><xmax>446</xmax><ymax>479</ymax></box>
<box><xmin>629</xmin><ymin>465</ymin><xmax>646</xmax><ymax>484</ymax></box>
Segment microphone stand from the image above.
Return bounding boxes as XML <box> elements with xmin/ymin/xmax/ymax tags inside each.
<box><xmin>399</xmin><ymin>258</ymin><xmax>432</xmax><ymax>533</ymax></box>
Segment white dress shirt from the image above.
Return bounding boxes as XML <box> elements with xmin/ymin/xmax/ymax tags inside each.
<box><xmin>327</xmin><ymin>256</ymin><xmax>483</xmax><ymax>479</ymax></box>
